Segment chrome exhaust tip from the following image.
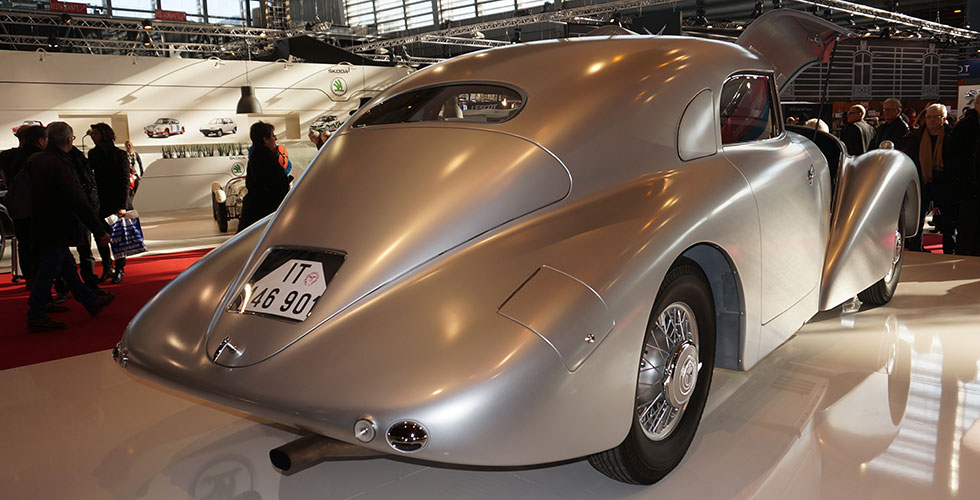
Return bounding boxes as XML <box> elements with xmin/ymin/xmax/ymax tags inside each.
<box><xmin>386</xmin><ymin>420</ymin><xmax>428</xmax><ymax>453</ymax></box>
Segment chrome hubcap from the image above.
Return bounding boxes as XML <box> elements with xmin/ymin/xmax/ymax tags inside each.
<box><xmin>884</xmin><ymin>228</ymin><xmax>902</xmax><ymax>283</ymax></box>
<box><xmin>637</xmin><ymin>302</ymin><xmax>700</xmax><ymax>441</ymax></box>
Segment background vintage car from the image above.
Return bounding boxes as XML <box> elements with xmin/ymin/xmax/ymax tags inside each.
<box><xmin>115</xmin><ymin>10</ymin><xmax>919</xmax><ymax>486</ymax></box>
<box><xmin>144</xmin><ymin>117</ymin><xmax>184</xmax><ymax>138</ymax></box>
<box><xmin>210</xmin><ymin>176</ymin><xmax>245</xmax><ymax>232</ymax></box>
<box><xmin>309</xmin><ymin>114</ymin><xmax>341</xmax><ymax>132</ymax></box>
<box><xmin>201</xmin><ymin>117</ymin><xmax>237</xmax><ymax>137</ymax></box>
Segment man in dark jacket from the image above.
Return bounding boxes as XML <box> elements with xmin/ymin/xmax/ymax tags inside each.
<box><xmin>840</xmin><ymin>104</ymin><xmax>875</xmax><ymax>156</ymax></box>
<box><xmin>26</xmin><ymin>122</ymin><xmax>113</xmax><ymax>332</ymax></box>
<box><xmin>903</xmin><ymin>104</ymin><xmax>955</xmax><ymax>253</ymax></box>
<box><xmin>872</xmin><ymin>97</ymin><xmax>911</xmax><ymax>150</ymax></box>
<box><xmin>951</xmin><ymin>98</ymin><xmax>980</xmax><ymax>255</ymax></box>
<box><xmin>0</xmin><ymin>125</ymin><xmax>46</xmax><ymax>287</ymax></box>
<box><xmin>67</xmin><ymin>145</ymin><xmax>107</xmax><ymax>288</ymax></box>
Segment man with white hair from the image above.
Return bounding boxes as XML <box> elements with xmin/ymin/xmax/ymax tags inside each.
<box><xmin>840</xmin><ymin>104</ymin><xmax>875</xmax><ymax>155</ymax></box>
<box><xmin>25</xmin><ymin>121</ymin><xmax>114</xmax><ymax>332</ymax></box>
<box><xmin>902</xmin><ymin>103</ymin><xmax>955</xmax><ymax>253</ymax></box>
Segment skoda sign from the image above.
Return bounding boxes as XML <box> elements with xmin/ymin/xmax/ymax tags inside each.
<box><xmin>331</xmin><ymin>77</ymin><xmax>348</xmax><ymax>96</ymax></box>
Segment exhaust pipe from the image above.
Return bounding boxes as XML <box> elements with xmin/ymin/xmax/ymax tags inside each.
<box><xmin>270</xmin><ymin>434</ymin><xmax>383</xmax><ymax>473</ymax></box>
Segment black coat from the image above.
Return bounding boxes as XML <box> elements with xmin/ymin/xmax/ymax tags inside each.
<box><xmin>840</xmin><ymin>120</ymin><xmax>875</xmax><ymax>156</ymax></box>
<box><xmin>0</xmin><ymin>144</ymin><xmax>42</xmax><ymax>219</ymax></box>
<box><xmin>27</xmin><ymin>146</ymin><xmax>107</xmax><ymax>246</ymax></box>
<box><xmin>89</xmin><ymin>144</ymin><xmax>131</xmax><ymax>216</ymax></box>
<box><xmin>950</xmin><ymin>109</ymin><xmax>980</xmax><ymax>201</ymax></box>
<box><xmin>872</xmin><ymin>118</ymin><xmax>910</xmax><ymax>151</ymax></box>
<box><xmin>239</xmin><ymin>144</ymin><xmax>290</xmax><ymax>230</ymax></box>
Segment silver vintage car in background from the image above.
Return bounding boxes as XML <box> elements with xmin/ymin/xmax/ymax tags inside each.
<box><xmin>114</xmin><ymin>10</ymin><xmax>919</xmax><ymax>485</ymax></box>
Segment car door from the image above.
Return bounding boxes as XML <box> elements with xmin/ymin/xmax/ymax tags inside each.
<box><xmin>719</xmin><ymin>74</ymin><xmax>823</xmax><ymax>323</ymax></box>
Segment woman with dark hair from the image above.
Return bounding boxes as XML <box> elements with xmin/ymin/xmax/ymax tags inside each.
<box><xmin>238</xmin><ymin>121</ymin><xmax>291</xmax><ymax>232</ymax></box>
<box><xmin>88</xmin><ymin>122</ymin><xmax>131</xmax><ymax>283</ymax></box>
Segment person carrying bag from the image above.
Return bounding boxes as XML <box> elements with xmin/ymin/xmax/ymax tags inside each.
<box><xmin>106</xmin><ymin>211</ymin><xmax>146</xmax><ymax>258</ymax></box>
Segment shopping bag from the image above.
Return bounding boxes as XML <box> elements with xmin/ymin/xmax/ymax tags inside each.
<box><xmin>109</xmin><ymin>213</ymin><xmax>147</xmax><ymax>257</ymax></box>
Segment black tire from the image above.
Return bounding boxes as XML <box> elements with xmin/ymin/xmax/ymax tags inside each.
<box><xmin>163</xmin><ymin>129</ymin><xmax>170</xmax><ymax>138</ymax></box>
<box><xmin>858</xmin><ymin>204</ymin><xmax>906</xmax><ymax>306</ymax></box>
<box><xmin>211</xmin><ymin>193</ymin><xmax>220</xmax><ymax>220</ymax></box>
<box><xmin>216</xmin><ymin>201</ymin><xmax>229</xmax><ymax>233</ymax></box>
<box><xmin>216</xmin><ymin>129</ymin><xmax>223</xmax><ymax>137</ymax></box>
<box><xmin>588</xmin><ymin>264</ymin><xmax>716</xmax><ymax>484</ymax></box>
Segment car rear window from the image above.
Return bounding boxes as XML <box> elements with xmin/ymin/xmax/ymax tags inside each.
<box><xmin>352</xmin><ymin>84</ymin><xmax>524</xmax><ymax>127</ymax></box>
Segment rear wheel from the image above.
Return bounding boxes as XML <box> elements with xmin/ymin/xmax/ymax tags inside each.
<box><xmin>215</xmin><ymin>198</ymin><xmax>229</xmax><ymax>233</ymax></box>
<box><xmin>216</xmin><ymin>129</ymin><xmax>223</xmax><ymax>137</ymax></box>
<box><xmin>163</xmin><ymin>129</ymin><xmax>170</xmax><ymax>138</ymax></box>
<box><xmin>588</xmin><ymin>264</ymin><xmax>715</xmax><ymax>484</ymax></box>
<box><xmin>858</xmin><ymin>203</ymin><xmax>906</xmax><ymax>306</ymax></box>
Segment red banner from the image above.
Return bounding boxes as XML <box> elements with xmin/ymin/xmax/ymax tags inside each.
<box><xmin>49</xmin><ymin>0</ymin><xmax>87</xmax><ymax>14</ymax></box>
<box><xmin>154</xmin><ymin>9</ymin><xmax>187</xmax><ymax>21</ymax></box>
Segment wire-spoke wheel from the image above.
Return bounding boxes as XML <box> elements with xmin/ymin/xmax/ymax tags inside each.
<box><xmin>589</xmin><ymin>263</ymin><xmax>715</xmax><ymax>484</ymax></box>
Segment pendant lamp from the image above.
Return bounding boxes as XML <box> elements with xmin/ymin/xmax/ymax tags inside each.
<box><xmin>236</xmin><ymin>40</ymin><xmax>262</xmax><ymax>114</ymax></box>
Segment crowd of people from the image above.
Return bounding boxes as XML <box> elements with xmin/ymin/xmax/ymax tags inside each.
<box><xmin>793</xmin><ymin>96</ymin><xmax>980</xmax><ymax>256</ymax></box>
<box><xmin>0</xmin><ymin>120</ymin><xmax>299</xmax><ymax>332</ymax></box>
<box><xmin>0</xmin><ymin>121</ymin><xmax>137</xmax><ymax>331</ymax></box>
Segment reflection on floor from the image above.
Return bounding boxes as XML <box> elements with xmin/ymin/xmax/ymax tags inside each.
<box><xmin>1</xmin><ymin>252</ymin><xmax>979</xmax><ymax>499</ymax></box>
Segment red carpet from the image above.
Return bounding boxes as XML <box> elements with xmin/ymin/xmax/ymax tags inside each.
<box><xmin>0</xmin><ymin>248</ymin><xmax>211</xmax><ymax>371</ymax></box>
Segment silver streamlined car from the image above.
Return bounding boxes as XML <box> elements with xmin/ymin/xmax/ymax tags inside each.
<box><xmin>114</xmin><ymin>11</ymin><xmax>919</xmax><ymax>485</ymax></box>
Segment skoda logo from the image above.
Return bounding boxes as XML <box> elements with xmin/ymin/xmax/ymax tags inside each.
<box><xmin>231</xmin><ymin>163</ymin><xmax>244</xmax><ymax>176</ymax></box>
<box><xmin>331</xmin><ymin>77</ymin><xmax>347</xmax><ymax>96</ymax></box>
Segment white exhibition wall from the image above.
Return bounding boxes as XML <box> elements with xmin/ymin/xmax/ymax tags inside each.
<box><xmin>0</xmin><ymin>50</ymin><xmax>411</xmax><ymax>212</ymax></box>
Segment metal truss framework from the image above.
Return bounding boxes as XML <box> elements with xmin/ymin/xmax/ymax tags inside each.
<box><xmin>792</xmin><ymin>0</ymin><xmax>978</xmax><ymax>39</ymax></box>
<box><xmin>0</xmin><ymin>9</ymin><xmax>380</xmax><ymax>55</ymax></box>
<box><xmin>350</xmin><ymin>0</ymin><xmax>979</xmax><ymax>55</ymax></box>
<box><xmin>349</xmin><ymin>0</ymin><xmax>682</xmax><ymax>53</ymax></box>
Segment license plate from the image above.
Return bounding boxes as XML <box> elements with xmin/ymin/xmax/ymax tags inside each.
<box><xmin>229</xmin><ymin>249</ymin><xmax>345</xmax><ymax>321</ymax></box>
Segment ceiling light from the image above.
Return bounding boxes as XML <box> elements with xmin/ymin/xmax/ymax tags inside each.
<box><xmin>142</xmin><ymin>20</ymin><xmax>153</xmax><ymax>30</ymax></box>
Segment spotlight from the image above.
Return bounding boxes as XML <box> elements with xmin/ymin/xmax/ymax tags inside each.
<box><xmin>142</xmin><ymin>32</ymin><xmax>152</xmax><ymax>47</ymax></box>
<box><xmin>771</xmin><ymin>0</ymin><xmax>782</xmax><ymax>9</ymax></box>
<box><xmin>510</xmin><ymin>27</ymin><xmax>522</xmax><ymax>43</ymax></box>
<box><xmin>46</xmin><ymin>34</ymin><xmax>59</xmax><ymax>48</ymax></box>
<box><xmin>752</xmin><ymin>1</ymin><xmax>764</xmax><ymax>18</ymax></box>
<box><xmin>61</xmin><ymin>13</ymin><xmax>72</xmax><ymax>24</ymax></box>
<box><xmin>693</xmin><ymin>0</ymin><xmax>708</xmax><ymax>26</ymax></box>
<box><xmin>142</xmin><ymin>20</ymin><xmax>153</xmax><ymax>30</ymax></box>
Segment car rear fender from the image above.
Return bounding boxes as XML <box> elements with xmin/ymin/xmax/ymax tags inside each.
<box><xmin>819</xmin><ymin>150</ymin><xmax>919</xmax><ymax>310</ymax></box>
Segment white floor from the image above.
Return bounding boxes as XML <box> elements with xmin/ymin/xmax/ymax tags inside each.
<box><xmin>2</xmin><ymin>252</ymin><xmax>980</xmax><ymax>499</ymax></box>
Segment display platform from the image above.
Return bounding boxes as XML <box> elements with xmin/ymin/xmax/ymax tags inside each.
<box><xmin>2</xmin><ymin>251</ymin><xmax>979</xmax><ymax>499</ymax></box>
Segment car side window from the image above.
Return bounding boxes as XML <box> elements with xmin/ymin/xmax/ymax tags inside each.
<box><xmin>719</xmin><ymin>75</ymin><xmax>778</xmax><ymax>145</ymax></box>
<box><xmin>353</xmin><ymin>84</ymin><xmax>524</xmax><ymax>127</ymax></box>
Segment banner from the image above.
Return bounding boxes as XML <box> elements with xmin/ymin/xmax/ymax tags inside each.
<box><xmin>959</xmin><ymin>60</ymin><xmax>980</xmax><ymax>79</ymax></box>
<box><xmin>50</xmin><ymin>0</ymin><xmax>87</xmax><ymax>14</ymax></box>
<box><xmin>155</xmin><ymin>9</ymin><xmax>187</xmax><ymax>21</ymax></box>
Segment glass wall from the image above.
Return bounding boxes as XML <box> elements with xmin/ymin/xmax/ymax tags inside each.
<box><xmin>72</xmin><ymin>0</ymin><xmax>249</xmax><ymax>24</ymax></box>
<box><xmin>346</xmin><ymin>0</ymin><xmax>545</xmax><ymax>34</ymax></box>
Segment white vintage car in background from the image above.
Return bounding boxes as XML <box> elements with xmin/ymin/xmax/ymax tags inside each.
<box><xmin>115</xmin><ymin>11</ymin><xmax>919</xmax><ymax>485</ymax></box>
<box><xmin>200</xmin><ymin>118</ymin><xmax>237</xmax><ymax>137</ymax></box>
<box><xmin>210</xmin><ymin>176</ymin><xmax>246</xmax><ymax>233</ymax></box>
<box><xmin>144</xmin><ymin>118</ymin><xmax>184</xmax><ymax>138</ymax></box>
